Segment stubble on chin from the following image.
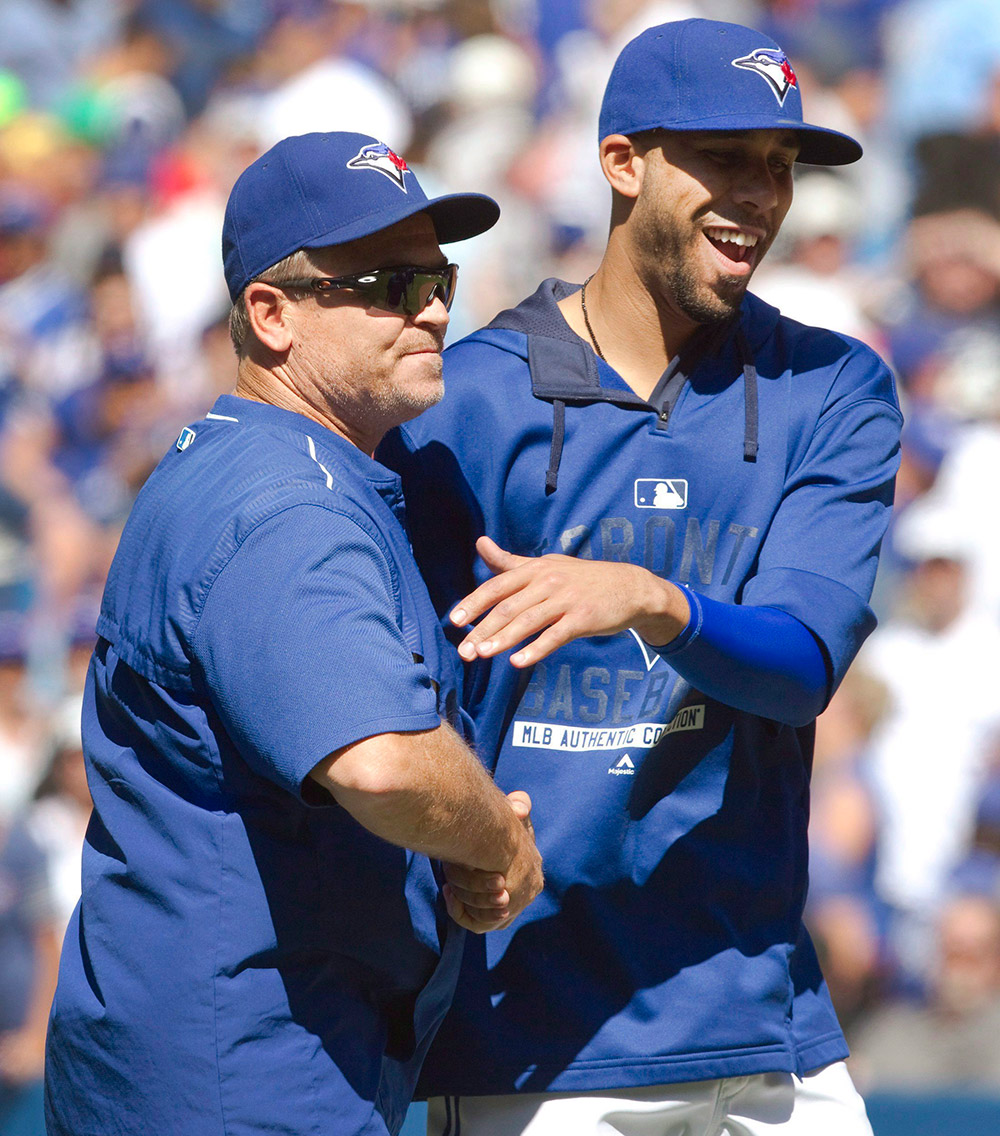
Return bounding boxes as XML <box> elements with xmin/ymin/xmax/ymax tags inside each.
<box><xmin>376</xmin><ymin>349</ymin><xmax>445</xmax><ymax>426</ymax></box>
<box><xmin>669</xmin><ymin>264</ymin><xmax>745</xmax><ymax>327</ymax></box>
<box><xmin>634</xmin><ymin>206</ymin><xmax>747</xmax><ymax>328</ymax></box>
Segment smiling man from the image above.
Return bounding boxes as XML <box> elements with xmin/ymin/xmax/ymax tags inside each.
<box><xmin>382</xmin><ymin>19</ymin><xmax>901</xmax><ymax>1136</ymax></box>
<box><xmin>43</xmin><ymin>132</ymin><xmax>544</xmax><ymax>1136</ymax></box>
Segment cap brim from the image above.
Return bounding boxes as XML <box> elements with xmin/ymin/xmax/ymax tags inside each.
<box><xmin>795</xmin><ymin>124</ymin><xmax>863</xmax><ymax>167</ymax></box>
<box><xmin>423</xmin><ymin>192</ymin><xmax>501</xmax><ymax>243</ymax></box>
<box><xmin>298</xmin><ymin>190</ymin><xmax>500</xmax><ymax>256</ymax></box>
<box><xmin>612</xmin><ymin>116</ymin><xmax>863</xmax><ymax>166</ymax></box>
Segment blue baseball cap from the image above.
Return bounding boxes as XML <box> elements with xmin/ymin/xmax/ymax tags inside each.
<box><xmin>599</xmin><ymin>19</ymin><xmax>862</xmax><ymax>166</ymax></box>
<box><xmin>222</xmin><ymin>131</ymin><xmax>500</xmax><ymax>300</ymax></box>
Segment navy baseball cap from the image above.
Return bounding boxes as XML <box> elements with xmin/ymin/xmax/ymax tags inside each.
<box><xmin>222</xmin><ymin>131</ymin><xmax>500</xmax><ymax>300</ymax></box>
<box><xmin>599</xmin><ymin>19</ymin><xmax>862</xmax><ymax>166</ymax></box>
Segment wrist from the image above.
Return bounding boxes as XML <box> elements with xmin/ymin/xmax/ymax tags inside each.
<box><xmin>630</xmin><ymin>575</ymin><xmax>691</xmax><ymax>647</ymax></box>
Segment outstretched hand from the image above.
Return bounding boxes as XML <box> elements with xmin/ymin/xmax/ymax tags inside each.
<box><xmin>450</xmin><ymin>536</ymin><xmax>690</xmax><ymax>668</ymax></box>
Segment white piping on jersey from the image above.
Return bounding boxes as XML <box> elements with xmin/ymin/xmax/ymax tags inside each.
<box><xmin>205</xmin><ymin>412</ymin><xmax>240</xmax><ymax>422</ymax></box>
<box><xmin>306</xmin><ymin>435</ymin><xmax>335</xmax><ymax>490</ymax></box>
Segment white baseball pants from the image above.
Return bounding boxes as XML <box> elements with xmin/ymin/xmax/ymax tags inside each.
<box><xmin>426</xmin><ymin>1060</ymin><xmax>872</xmax><ymax>1136</ymax></box>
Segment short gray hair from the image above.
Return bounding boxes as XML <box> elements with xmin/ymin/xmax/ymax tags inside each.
<box><xmin>228</xmin><ymin>247</ymin><xmax>326</xmax><ymax>357</ymax></box>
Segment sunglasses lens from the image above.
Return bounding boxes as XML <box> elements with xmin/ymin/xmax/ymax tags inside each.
<box><xmin>352</xmin><ymin>266</ymin><xmax>458</xmax><ymax>314</ymax></box>
<box><xmin>396</xmin><ymin>266</ymin><xmax>457</xmax><ymax>315</ymax></box>
<box><xmin>382</xmin><ymin>272</ymin><xmax>407</xmax><ymax>310</ymax></box>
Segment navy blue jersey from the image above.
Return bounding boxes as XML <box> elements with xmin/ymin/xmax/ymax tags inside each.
<box><xmin>46</xmin><ymin>396</ymin><xmax>468</xmax><ymax>1136</ymax></box>
<box><xmin>381</xmin><ymin>280</ymin><xmax>901</xmax><ymax>1094</ymax></box>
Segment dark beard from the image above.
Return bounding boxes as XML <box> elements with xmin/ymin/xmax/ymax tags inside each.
<box><xmin>634</xmin><ymin>205</ymin><xmax>747</xmax><ymax>327</ymax></box>
<box><xmin>667</xmin><ymin>260</ymin><xmax>744</xmax><ymax>326</ymax></box>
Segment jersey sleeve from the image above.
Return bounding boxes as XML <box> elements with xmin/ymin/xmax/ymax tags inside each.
<box><xmin>193</xmin><ymin>504</ymin><xmax>442</xmax><ymax>798</ymax></box>
<box><xmin>661</xmin><ymin>593</ymin><xmax>829</xmax><ymax>727</ymax></box>
<box><xmin>742</xmin><ymin>350</ymin><xmax>902</xmax><ymax>689</ymax></box>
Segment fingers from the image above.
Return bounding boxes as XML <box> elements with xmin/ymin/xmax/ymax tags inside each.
<box><xmin>457</xmin><ymin>593</ymin><xmax>565</xmax><ymax>662</ymax></box>
<box><xmin>446</xmin><ymin>882</ymin><xmax>510</xmax><ymax>909</ymax></box>
<box><xmin>450</xmin><ymin>549</ymin><xmax>640</xmax><ymax>667</ymax></box>
<box><xmin>508</xmin><ymin>622</ymin><xmax>579</xmax><ymax>668</ymax></box>
<box><xmin>475</xmin><ymin>535</ymin><xmax>527</xmax><ymax>573</ymax></box>
<box><xmin>443</xmin><ymin>863</ymin><xmax>510</xmax><ymax>910</ymax></box>
<box><xmin>506</xmin><ymin>789</ymin><xmax>532</xmax><ymax>820</ymax></box>
<box><xmin>462</xmin><ymin>608</ymin><xmax>579</xmax><ymax>668</ymax></box>
<box><xmin>443</xmin><ymin>886</ymin><xmax>511</xmax><ymax>934</ymax></box>
<box><xmin>450</xmin><ymin>567</ymin><xmax>539</xmax><ymax>633</ymax></box>
<box><xmin>449</xmin><ymin>538</ymin><xmax>536</xmax><ymax>628</ymax></box>
<box><xmin>444</xmin><ymin>863</ymin><xmax>505</xmax><ymax>892</ymax></box>
<box><xmin>442</xmin><ymin>786</ymin><xmax>541</xmax><ymax>934</ymax></box>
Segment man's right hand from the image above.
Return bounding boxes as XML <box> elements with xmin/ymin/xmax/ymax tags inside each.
<box><xmin>443</xmin><ymin>790</ymin><xmax>543</xmax><ymax>933</ymax></box>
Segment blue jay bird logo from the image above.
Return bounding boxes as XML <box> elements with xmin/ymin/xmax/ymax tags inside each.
<box><xmin>731</xmin><ymin>48</ymin><xmax>798</xmax><ymax>106</ymax></box>
<box><xmin>346</xmin><ymin>141</ymin><xmax>410</xmax><ymax>191</ymax></box>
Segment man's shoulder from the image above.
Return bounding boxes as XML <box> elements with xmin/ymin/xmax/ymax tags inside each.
<box><xmin>101</xmin><ymin>416</ymin><xmax>396</xmax><ymax>687</ymax></box>
<box><xmin>443</xmin><ymin>278</ymin><xmax>579</xmax><ymax>371</ymax></box>
<box><xmin>444</xmin><ymin>320</ymin><xmax>532</xmax><ymax>374</ymax></box>
<box><xmin>130</xmin><ymin>424</ymin><xmax>336</xmax><ymax>543</ymax></box>
<box><xmin>145</xmin><ymin>411</ymin><xmax>381</xmax><ymax>521</ymax></box>
<box><xmin>743</xmin><ymin>293</ymin><xmax>899</xmax><ymax>413</ymax></box>
<box><xmin>745</xmin><ymin>292</ymin><xmax>892</xmax><ymax>376</ymax></box>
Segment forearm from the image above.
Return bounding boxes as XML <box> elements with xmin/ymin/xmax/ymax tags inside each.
<box><xmin>309</xmin><ymin>722</ymin><xmax>521</xmax><ymax>872</ymax></box>
<box><xmin>658</xmin><ymin>588</ymin><xmax>830</xmax><ymax>726</ymax></box>
<box><xmin>449</xmin><ymin>542</ymin><xmax>828</xmax><ymax>725</ymax></box>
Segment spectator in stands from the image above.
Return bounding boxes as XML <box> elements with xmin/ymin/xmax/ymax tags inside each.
<box><xmin>949</xmin><ymin>760</ymin><xmax>1000</xmax><ymax>900</ymax></box>
<box><xmin>851</xmin><ymin>893</ymin><xmax>1000</xmax><ymax>1092</ymax></box>
<box><xmin>753</xmin><ymin>170</ymin><xmax>886</xmax><ymax>350</ymax></box>
<box><xmin>0</xmin><ymin>806</ymin><xmax>60</xmax><ymax>1136</ymax></box>
<box><xmin>864</xmin><ymin>506</ymin><xmax>1000</xmax><ymax>980</ymax></box>
<box><xmin>808</xmin><ymin>665</ymin><xmax>892</xmax><ymax>1038</ymax></box>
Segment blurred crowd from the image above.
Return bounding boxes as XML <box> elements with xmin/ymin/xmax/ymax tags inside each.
<box><xmin>0</xmin><ymin>0</ymin><xmax>997</xmax><ymax>1129</ymax></box>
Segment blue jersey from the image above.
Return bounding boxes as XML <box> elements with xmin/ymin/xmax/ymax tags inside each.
<box><xmin>45</xmin><ymin>395</ymin><xmax>468</xmax><ymax>1136</ymax></box>
<box><xmin>381</xmin><ymin>280</ymin><xmax>901</xmax><ymax>1094</ymax></box>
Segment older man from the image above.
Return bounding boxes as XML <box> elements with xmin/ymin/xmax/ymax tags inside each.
<box><xmin>44</xmin><ymin>131</ymin><xmax>542</xmax><ymax>1136</ymax></box>
<box><xmin>384</xmin><ymin>18</ymin><xmax>902</xmax><ymax>1136</ymax></box>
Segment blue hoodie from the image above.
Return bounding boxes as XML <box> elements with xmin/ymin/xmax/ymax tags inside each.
<box><xmin>381</xmin><ymin>279</ymin><xmax>901</xmax><ymax>1094</ymax></box>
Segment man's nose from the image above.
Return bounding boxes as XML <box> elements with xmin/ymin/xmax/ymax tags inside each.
<box><xmin>413</xmin><ymin>292</ymin><xmax>450</xmax><ymax>329</ymax></box>
<box><xmin>733</xmin><ymin>161</ymin><xmax>782</xmax><ymax>212</ymax></box>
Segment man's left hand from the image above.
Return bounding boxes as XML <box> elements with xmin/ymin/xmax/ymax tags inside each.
<box><xmin>450</xmin><ymin>536</ymin><xmax>691</xmax><ymax>667</ymax></box>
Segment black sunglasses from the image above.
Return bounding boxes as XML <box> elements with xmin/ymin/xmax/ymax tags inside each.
<box><xmin>263</xmin><ymin>263</ymin><xmax>458</xmax><ymax>316</ymax></box>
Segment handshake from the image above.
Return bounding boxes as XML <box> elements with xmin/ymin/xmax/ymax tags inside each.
<box><xmin>442</xmin><ymin>789</ymin><xmax>543</xmax><ymax>934</ymax></box>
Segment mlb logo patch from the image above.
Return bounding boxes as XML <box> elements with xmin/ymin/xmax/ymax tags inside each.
<box><xmin>176</xmin><ymin>426</ymin><xmax>197</xmax><ymax>452</ymax></box>
<box><xmin>634</xmin><ymin>479</ymin><xmax>688</xmax><ymax>509</ymax></box>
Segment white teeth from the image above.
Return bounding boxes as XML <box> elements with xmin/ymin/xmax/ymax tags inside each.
<box><xmin>705</xmin><ymin>227</ymin><xmax>759</xmax><ymax>247</ymax></box>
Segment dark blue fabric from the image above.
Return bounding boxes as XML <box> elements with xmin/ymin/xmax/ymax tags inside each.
<box><xmin>46</xmin><ymin>395</ymin><xmax>468</xmax><ymax>1136</ymax></box>
<box><xmin>380</xmin><ymin>279</ymin><xmax>901</xmax><ymax>1095</ymax></box>
<box><xmin>663</xmin><ymin>591</ymin><xmax>829</xmax><ymax>727</ymax></box>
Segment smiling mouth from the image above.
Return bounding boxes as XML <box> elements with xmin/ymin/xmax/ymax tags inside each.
<box><xmin>704</xmin><ymin>226</ymin><xmax>760</xmax><ymax>265</ymax></box>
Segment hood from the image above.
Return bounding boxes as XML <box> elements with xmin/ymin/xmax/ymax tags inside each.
<box><xmin>469</xmin><ymin>278</ymin><xmax>767</xmax><ymax>490</ymax></box>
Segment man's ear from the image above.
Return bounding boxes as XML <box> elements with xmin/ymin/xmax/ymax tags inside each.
<box><xmin>599</xmin><ymin>134</ymin><xmax>646</xmax><ymax>200</ymax></box>
<box><xmin>245</xmin><ymin>283</ymin><xmax>294</xmax><ymax>355</ymax></box>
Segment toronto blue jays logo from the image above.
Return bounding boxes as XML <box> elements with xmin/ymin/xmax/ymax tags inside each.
<box><xmin>346</xmin><ymin>141</ymin><xmax>410</xmax><ymax>191</ymax></box>
<box><xmin>731</xmin><ymin>48</ymin><xmax>798</xmax><ymax>106</ymax></box>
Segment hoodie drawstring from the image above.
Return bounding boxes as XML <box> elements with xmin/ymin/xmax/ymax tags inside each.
<box><xmin>545</xmin><ymin>398</ymin><xmax>566</xmax><ymax>493</ymax></box>
<box><xmin>543</xmin><ymin>332</ymin><xmax>758</xmax><ymax>492</ymax></box>
<box><xmin>737</xmin><ymin>330</ymin><xmax>759</xmax><ymax>462</ymax></box>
